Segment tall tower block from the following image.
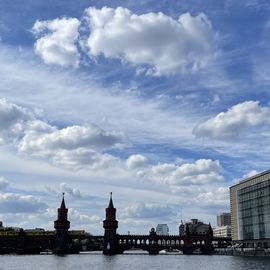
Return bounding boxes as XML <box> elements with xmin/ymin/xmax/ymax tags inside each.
<box><xmin>103</xmin><ymin>192</ymin><xmax>118</xmax><ymax>255</ymax></box>
<box><xmin>54</xmin><ymin>193</ymin><xmax>70</xmax><ymax>254</ymax></box>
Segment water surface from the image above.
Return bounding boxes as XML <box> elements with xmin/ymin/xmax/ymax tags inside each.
<box><xmin>0</xmin><ymin>253</ymin><xmax>270</xmax><ymax>270</ymax></box>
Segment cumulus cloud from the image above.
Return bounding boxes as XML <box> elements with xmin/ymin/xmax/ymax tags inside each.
<box><xmin>31</xmin><ymin>7</ymin><xmax>217</xmax><ymax>74</ymax></box>
<box><xmin>32</xmin><ymin>17</ymin><xmax>80</xmax><ymax>67</ymax></box>
<box><xmin>0</xmin><ymin>98</ymin><xmax>32</xmax><ymax>143</ymax></box>
<box><xmin>68</xmin><ymin>208</ymin><xmax>101</xmax><ymax>224</ymax></box>
<box><xmin>85</xmin><ymin>7</ymin><xmax>217</xmax><ymax>75</ymax></box>
<box><xmin>0</xmin><ymin>193</ymin><xmax>47</xmax><ymax>213</ymax></box>
<box><xmin>126</xmin><ymin>154</ymin><xmax>148</xmax><ymax>170</ymax></box>
<box><xmin>18</xmin><ymin>120</ymin><xmax>125</xmax><ymax>169</ymax></box>
<box><xmin>19</xmin><ymin>120</ymin><xmax>125</xmax><ymax>154</ymax></box>
<box><xmin>193</xmin><ymin>187</ymin><xmax>229</xmax><ymax>207</ymax></box>
<box><xmin>0</xmin><ymin>99</ymin><xmax>126</xmax><ymax>170</ymax></box>
<box><xmin>51</xmin><ymin>149</ymin><xmax>118</xmax><ymax>170</ymax></box>
<box><xmin>60</xmin><ymin>183</ymin><xmax>82</xmax><ymax>198</ymax></box>
<box><xmin>151</xmin><ymin>159</ymin><xmax>223</xmax><ymax>186</ymax></box>
<box><xmin>243</xmin><ymin>170</ymin><xmax>259</xmax><ymax>179</ymax></box>
<box><xmin>0</xmin><ymin>176</ymin><xmax>9</xmax><ymax>190</ymax></box>
<box><xmin>122</xmin><ymin>203</ymin><xmax>173</xmax><ymax>219</ymax></box>
<box><xmin>193</xmin><ymin>101</ymin><xmax>270</xmax><ymax>140</ymax></box>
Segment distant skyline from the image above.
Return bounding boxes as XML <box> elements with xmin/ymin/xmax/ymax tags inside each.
<box><xmin>0</xmin><ymin>0</ymin><xmax>270</xmax><ymax>234</ymax></box>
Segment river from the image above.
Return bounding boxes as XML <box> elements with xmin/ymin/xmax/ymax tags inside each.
<box><xmin>0</xmin><ymin>253</ymin><xmax>270</xmax><ymax>270</ymax></box>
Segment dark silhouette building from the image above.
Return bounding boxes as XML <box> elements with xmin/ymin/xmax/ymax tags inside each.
<box><xmin>54</xmin><ymin>193</ymin><xmax>70</xmax><ymax>254</ymax></box>
<box><xmin>103</xmin><ymin>192</ymin><xmax>118</xmax><ymax>255</ymax></box>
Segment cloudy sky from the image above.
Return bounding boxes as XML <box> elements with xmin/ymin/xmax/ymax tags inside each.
<box><xmin>0</xmin><ymin>0</ymin><xmax>269</xmax><ymax>234</ymax></box>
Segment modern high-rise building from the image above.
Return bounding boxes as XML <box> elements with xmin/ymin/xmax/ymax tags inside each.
<box><xmin>156</xmin><ymin>224</ymin><xmax>169</xmax><ymax>235</ymax></box>
<box><xmin>230</xmin><ymin>170</ymin><xmax>270</xmax><ymax>248</ymax></box>
<box><xmin>217</xmin><ymin>213</ymin><xmax>231</xmax><ymax>227</ymax></box>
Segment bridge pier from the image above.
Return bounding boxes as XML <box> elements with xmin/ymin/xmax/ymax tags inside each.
<box><xmin>148</xmin><ymin>245</ymin><xmax>159</xmax><ymax>255</ymax></box>
<box><xmin>15</xmin><ymin>229</ymin><xmax>26</xmax><ymax>255</ymax></box>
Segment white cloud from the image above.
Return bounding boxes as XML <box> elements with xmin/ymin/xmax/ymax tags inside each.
<box><xmin>151</xmin><ymin>159</ymin><xmax>223</xmax><ymax>186</ymax></box>
<box><xmin>0</xmin><ymin>98</ymin><xmax>127</xmax><ymax>170</ymax></box>
<box><xmin>126</xmin><ymin>154</ymin><xmax>148</xmax><ymax>170</ymax></box>
<box><xmin>122</xmin><ymin>203</ymin><xmax>173</xmax><ymax>219</ymax></box>
<box><xmin>60</xmin><ymin>183</ymin><xmax>82</xmax><ymax>198</ymax></box>
<box><xmin>193</xmin><ymin>187</ymin><xmax>229</xmax><ymax>207</ymax></box>
<box><xmin>19</xmin><ymin>120</ymin><xmax>126</xmax><ymax>154</ymax></box>
<box><xmin>18</xmin><ymin>120</ymin><xmax>125</xmax><ymax>169</ymax></box>
<box><xmin>0</xmin><ymin>193</ymin><xmax>47</xmax><ymax>213</ymax></box>
<box><xmin>85</xmin><ymin>7</ymin><xmax>217</xmax><ymax>75</ymax></box>
<box><xmin>193</xmin><ymin>101</ymin><xmax>270</xmax><ymax>140</ymax></box>
<box><xmin>243</xmin><ymin>170</ymin><xmax>259</xmax><ymax>179</ymax></box>
<box><xmin>0</xmin><ymin>98</ymin><xmax>32</xmax><ymax>143</ymax></box>
<box><xmin>51</xmin><ymin>148</ymin><xmax>118</xmax><ymax>170</ymax></box>
<box><xmin>32</xmin><ymin>17</ymin><xmax>80</xmax><ymax>67</ymax></box>
<box><xmin>68</xmin><ymin>208</ymin><xmax>101</xmax><ymax>224</ymax></box>
<box><xmin>0</xmin><ymin>176</ymin><xmax>9</xmax><ymax>190</ymax></box>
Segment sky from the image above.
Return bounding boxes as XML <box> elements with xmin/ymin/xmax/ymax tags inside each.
<box><xmin>0</xmin><ymin>0</ymin><xmax>270</xmax><ymax>235</ymax></box>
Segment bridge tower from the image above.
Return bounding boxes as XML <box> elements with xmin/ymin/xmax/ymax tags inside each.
<box><xmin>103</xmin><ymin>192</ymin><xmax>118</xmax><ymax>255</ymax></box>
<box><xmin>54</xmin><ymin>193</ymin><xmax>70</xmax><ymax>254</ymax></box>
<box><xmin>200</xmin><ymin>223</ymin><xmax>214</xmax><ymax>254</ymax></box>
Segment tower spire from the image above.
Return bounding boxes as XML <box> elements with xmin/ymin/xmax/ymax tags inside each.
<box><xmin>60</xmin><ymin>192</ymin><xmax>66</xmax><ymax>209</ymax></box>
<box><xmin>108</xmin><ymin>192</ymin><xmax>114</xmax><ymax>208</ymax></box>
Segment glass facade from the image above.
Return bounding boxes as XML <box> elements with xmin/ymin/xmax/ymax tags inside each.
<box><xmin>237</xmin><ymin>179</ymin><xmax>270</xmax><ymax>240</ymax></box>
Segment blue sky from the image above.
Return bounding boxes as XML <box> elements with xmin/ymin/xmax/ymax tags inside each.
<box><xmin>0</xmin><ymin>0</ymin><xmax>270</xmax><ymax>234</ymax></box>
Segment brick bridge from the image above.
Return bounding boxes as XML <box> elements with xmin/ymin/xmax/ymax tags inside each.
<box><xmin>0</xmin><ymin>194</ymin><xmax>86</xmax><ymax>254</ymax></box>
<box><xmin>0</xmin><ymin>193</ymin><xmax>231</xmax><ymax>255</ymax></box>
<box><xmin>103</xmin><ymin>193</ymin><xmax>230</xmax><ymax>255</ymax></box>
<box><xmin>0</xmin><ymin>230</ymin><xmax>85</xmax><ymax>254</ymax></box>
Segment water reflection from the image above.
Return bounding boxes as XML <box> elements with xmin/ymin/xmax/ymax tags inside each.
<box><xmin>0</xmin><ymin>254</ymin><xmax>270</xmax><ymax>270</ymax></box>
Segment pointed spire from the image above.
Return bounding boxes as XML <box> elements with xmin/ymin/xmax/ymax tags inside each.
<box><xmin>108</xmin><ymin>192</ymin><xmax>114</xmax><ymax>208</ymax></box>
<box><xmin>60</xmin><ymin>192</ymin><xmax>66</xmax><ymax>209</ymax></box>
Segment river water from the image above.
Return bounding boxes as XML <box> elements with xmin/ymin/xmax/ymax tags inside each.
<box><xmin>0</xmin><ymin>253</ymin><xmax>270</xmax><ymax>270</ymax></box>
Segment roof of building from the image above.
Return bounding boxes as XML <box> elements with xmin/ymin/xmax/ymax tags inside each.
<box><xmin>230</xmin><ymin>169</ymin><xmax>270</xmax><ymax>189</ymax></box>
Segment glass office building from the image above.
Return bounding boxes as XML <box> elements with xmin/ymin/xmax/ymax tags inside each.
<box><xmin>230</xmin><ymin>170</ymin><xmax>270</xmax><ymax>247</ymax></box>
